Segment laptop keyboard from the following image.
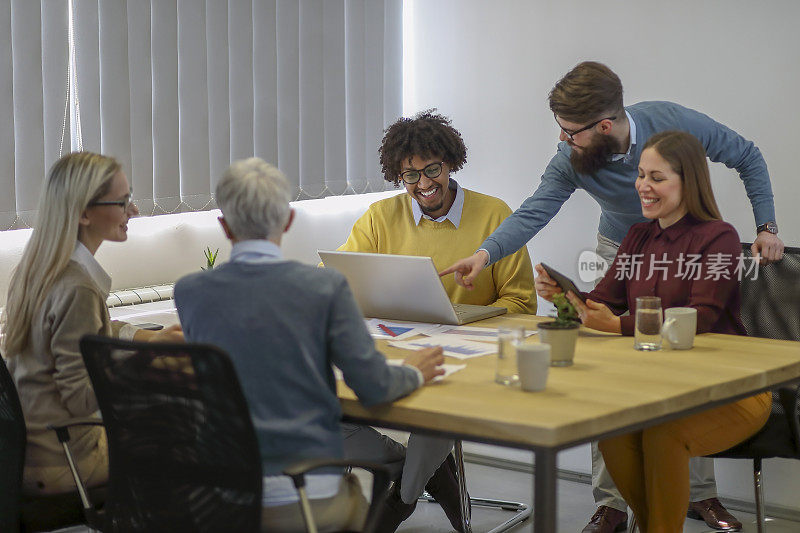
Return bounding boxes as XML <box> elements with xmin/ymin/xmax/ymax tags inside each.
<box><xmin>454</xmin><ymin>303</ymin><xmax>491</xmax><ymax>316</ymax></box>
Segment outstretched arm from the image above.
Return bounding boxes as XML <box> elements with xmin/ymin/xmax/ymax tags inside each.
<box><xmin>679</xmin><ymin>104</ymin><xmax>784</xmax><ymax>263</ymax></box>
<box><xmin>442</xmin><ymin>154</ymin><xmax>577</xmax><ymax>288</ymax></box>
<box><xmin>489</xmin><ymin>245</ymin><xmax>537</xmax><ymax>314</ymax></box>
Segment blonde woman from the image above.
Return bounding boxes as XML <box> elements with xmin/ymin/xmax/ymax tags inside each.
<box><xmin>2</xmin><ymin>152</ymin><xmax>182</xmax><ymax>495</ymax></box>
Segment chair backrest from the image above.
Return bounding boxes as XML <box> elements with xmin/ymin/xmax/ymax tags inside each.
<box><xmin>739</xmin><ymin>244</ymin><xmax>800</xmax><ymax>457</ymax></box>
<box><xmin>739</xmin><ymin>244</ymin><xmax>800</xmax><ymax>341</ymax></box>
<box><xmin>0</xmin><ymin>357</ymin><xmax>25</xmax><ymax>533</ymax></box>
<box><xmin>79</xmin><ymin>335</ymin><xmax>262</xmax><ymax>533</ymax></box>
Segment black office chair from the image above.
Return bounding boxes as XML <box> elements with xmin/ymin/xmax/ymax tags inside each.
<box><xmin>707</xmin><ymin>244</ymin><xmax>800</xmax><ymax>533</ymax></box>
<box><xmin>737</xmin><ymin>244</ymin><xmax>800</xmax><ymax>342</ymax></box>
<box><xmin>0</xmin><ymin>356</ymin><xmax>105</xmax><ymax>533</ymax></box>
<box><xmin>77</xmin><ymin>335</ymin><xmax>392</xmax><ymax>533</ymax></box>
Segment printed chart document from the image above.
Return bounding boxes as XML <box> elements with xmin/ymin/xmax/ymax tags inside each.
<box><xmin>423</xmin><ymin>325</ymin><xmax>537</xmax><ymax>343</ymax></box>
<box><xmin>365</xmin><ymin>319</ymin><xmax>440</xmax><ymax>340</ymax></box>
<box><xmin>389</xmin><ymin>335</ymin><xmax>496</xmax><ymax>360</ymax></box>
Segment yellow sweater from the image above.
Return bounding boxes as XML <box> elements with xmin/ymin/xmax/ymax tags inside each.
<box><xmin>338</xmin><ymin>190</ymin><xmax>536</xmax><ymax>314</ymax></box>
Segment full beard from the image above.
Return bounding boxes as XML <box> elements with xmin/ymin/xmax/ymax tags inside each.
<box><xmin>569</xmin><ymin>134</ymin><xmax>619</xmax><ymax>175</ymax></box>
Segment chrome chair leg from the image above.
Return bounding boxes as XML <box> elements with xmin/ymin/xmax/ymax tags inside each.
<box><xmin>420</xmin><ymin>441</ymin><xmax>532</xmax><ymax>533</ymax></box>
<box><xmin>453</xmin><ymin>441</ymin><xmax>473</xmax><ymax>533</ymax></box>
<box><xmin>296</xmin><ymin>486</ymin><xmax>319</xmax><ymax>533</ymax></box>
<box><xmin>753</xmin><ymin>458</ymin><xmax>765</xmax><ymax>533</ymax></box>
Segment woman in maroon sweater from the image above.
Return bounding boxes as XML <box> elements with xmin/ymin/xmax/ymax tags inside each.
<box><xmin>535</xmin><ymin>131</ymin><xmax>770</xmax><ymax>532</ymax></box>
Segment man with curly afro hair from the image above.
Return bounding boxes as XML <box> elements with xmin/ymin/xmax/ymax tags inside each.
<box><xmin>336</xmin><ymin>111</ymin><xmax>536</xmax><ymax>532</ymax></box>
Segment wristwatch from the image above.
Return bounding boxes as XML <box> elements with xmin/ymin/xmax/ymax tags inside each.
<box><xmin>757</xmin><ymin>221</ymin><xmax>778</xmax><ymax>234</ymax></box>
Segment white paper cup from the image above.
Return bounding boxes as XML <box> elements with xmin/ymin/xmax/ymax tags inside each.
<box><xmin>517</xmin><ymin>343</ymin><xmax>551</xmax><ymax>392</ymax></box>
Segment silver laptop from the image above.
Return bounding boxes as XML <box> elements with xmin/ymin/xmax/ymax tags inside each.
<box><xmin>318</xmin><ymin>250</ymin><xmax>506</xmax><ymax>325</ymax></box>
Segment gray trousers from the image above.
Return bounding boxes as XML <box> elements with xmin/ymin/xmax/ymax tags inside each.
<box><xmin>592</xmin><ymin>233</ymin><xmax>717</xmax><ymax>511</ymax></box>
<box><xmin>341</xmin><ymin>423</ymin><xmax>454</xmax><ymax>505</ymax></box>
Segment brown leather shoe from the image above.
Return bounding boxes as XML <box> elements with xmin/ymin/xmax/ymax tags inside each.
<box><xmin>372</xmin><ymin>482</ymin><xmax>417</xmax><ymax>533</ymax></box>
<box><xmin>687</xmin><ymin>498</ymin><xmax>742</xmax><ymax>531</ymax></box>
<box><xmin>424</xmin><ymin>454</ymin><xmax>471</xmax><ymax>533</ymax></box>
<box><xmin>582</xmin><ymin>505</ymin><xmax>628</xmax><ymax>533</ymax></box>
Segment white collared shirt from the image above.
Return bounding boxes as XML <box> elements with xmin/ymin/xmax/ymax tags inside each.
<box><xmin>71</xmin><ymin>242</ymin><xmax>112</xmax><ymax>295</ymax></box>
<box><xmin>71</xmin><ymin>242</ymin><xmax>137</xmax><ymax>340</ymax></box>
<box><xmin>611</xmin><ymin>110</ymin><xmax>637</xmax><ymax>163</ymax></box>
<box><xmin>410</xmin><ymin>179</ymin><xmax>464</xmax><ymax>228</ymax></box>
<box><xmin>230</xmin><ymin>239</ymin><xmax>284</xmax><ymax>264</ymax></box>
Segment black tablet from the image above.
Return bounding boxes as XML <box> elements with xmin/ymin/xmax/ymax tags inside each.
<box><xmin>540</xmin><ymin>263</ymin><xmax>586</xmax><ymax>303</ymax></box>
<box><xmin>134</xmin><ymin>322</ymin><xmax>165</xmax><ymax>331</ymax></box>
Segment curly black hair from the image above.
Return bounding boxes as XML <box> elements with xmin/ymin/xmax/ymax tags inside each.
<box><xmin>379</xmin><ymin>110</ymin><xmax>467</xmax><ymax>186</ymax></box>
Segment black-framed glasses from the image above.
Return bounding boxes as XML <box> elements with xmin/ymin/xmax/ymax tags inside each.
<box><xmin>555</xmin><ymin>114</ymin><xmax>617</xmax><ymax>141</ymax></box>
<box><xmin>89</xmin><ymin>196</ymin><xmax>132</xmax><ymax>210</ymax></box>
<box><xmin>399</xmin><ymin>162</ymin><xmax>444</xmax><ymax>184</ymax></box>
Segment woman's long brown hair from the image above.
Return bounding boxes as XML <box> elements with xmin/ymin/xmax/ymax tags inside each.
<box><xmin>642</xmin><ymin>130</ymin><xmax>722</xmax><ymax>221</ymax></box>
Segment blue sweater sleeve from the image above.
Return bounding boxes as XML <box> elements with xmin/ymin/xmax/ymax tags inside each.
<box><xmin>661</xmin><ymin>103</ymin><xmax>775</xmax><ymax>226</ymax></box>
<box><xmin>326</xmin><ymin>277</ymin><xmax>420</xmax><ymax>406</ymax></box>
<box><xmin>481</xmin><ymin>148</ymin><xmax>576</xmax><ymax>264</ymax></box>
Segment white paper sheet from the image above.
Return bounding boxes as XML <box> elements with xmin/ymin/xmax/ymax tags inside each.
<box><xmin>389</xmin><ymin>335</ymin><xmax>497</xmax><ymax>359</ymax></box>
<box><xmin>422</xmin><ymin>324</ymin><xmax>537</xmax><ymax>343</ymax></box>
<box><xmin>334</xmin><ymin>359</ymin><xmax>466</xmax><ymax>382</ymax></box>
<box><xmin>386</xmin><ymin>358</ymin><xmax>466</xmax><ymax>382</ymax></box>
<box><xmin>107</xmin><ymin>300</ymin><xmax>181</xmax><ymax>328</ymax></box>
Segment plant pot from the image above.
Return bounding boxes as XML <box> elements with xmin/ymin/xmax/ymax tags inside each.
<box><xmin>538</xmin><ymin>321</ymin><xmax>579</xmax><ymax>367</ymax></box>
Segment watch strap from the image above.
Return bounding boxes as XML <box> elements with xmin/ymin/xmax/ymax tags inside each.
<box><xmin>757</xmin><ymin>221</ymin><xmax>778</xmax><ymax>234</ymax></box>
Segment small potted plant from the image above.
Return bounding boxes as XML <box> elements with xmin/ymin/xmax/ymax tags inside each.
<box><xmin>201</xmin><ymin>247</ymin><xmax>219</xmax><ymax>271</ymax></box>
<box><xmin>538</xmin><ymin>292</ymin><xmax>580</xmax><ymax>366</ymax></box>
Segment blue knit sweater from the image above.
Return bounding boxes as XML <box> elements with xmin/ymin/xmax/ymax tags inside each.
<box><xmin>174</xmin><ymin>260</ymin><xmax>419</xmax><ymax>475</ymax></box>
<box><xmin>481</xmin><ymin>101</ymin><xmax>775</xmax><ymax>263</ymax></box>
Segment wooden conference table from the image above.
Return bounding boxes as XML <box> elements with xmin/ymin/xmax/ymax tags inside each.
<box><xmin>336</xmin><ymin>314</ymin><xmax>800</xmax><ymax>533</ymax></box>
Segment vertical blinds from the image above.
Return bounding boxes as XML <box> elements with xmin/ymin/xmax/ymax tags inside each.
<box><xmin>0</xmin><ymin>0</ymin><xmax>401</xmax><ymax>228</ymax></box>
<box><xmin>0</xmin><ymin>0</ymin><xmax>70</xmax><ymax>229</ymax></box>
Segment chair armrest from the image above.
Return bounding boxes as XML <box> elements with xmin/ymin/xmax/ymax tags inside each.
<box><xmin>283</xmin><ymin>458</ymin><xmax>392</xmax><ymax>510</ymax></box>
<box><xmin>44</xmin><ymin>417</ymin><xmax>104</xmax><ymax>515</ymax></box>
<box><xmin>47</xmin><ymin>417</ymin><xmax>104</xmax><ymax>444</ymax></box>
<box><xmin>284</xmin><ymin>458</ymin><xmax>390</xmax><ymax>480</ymax></box>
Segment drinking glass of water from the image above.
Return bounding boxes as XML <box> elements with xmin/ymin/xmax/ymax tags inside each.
<box><xmin>495</xmin><ymin>325</ymin><xmax>525</xmax><ymax>385</ymax></box>
<box><xmin>634</xmin><ymin>296</ymin><xmax>663</xmax><ymax>351</ymax></box>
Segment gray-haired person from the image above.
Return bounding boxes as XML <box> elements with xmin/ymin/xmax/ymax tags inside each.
<box><xmin>175</xmin><ymin>157</ymin><xmax>444</xmax><ymax>532</ymax></box>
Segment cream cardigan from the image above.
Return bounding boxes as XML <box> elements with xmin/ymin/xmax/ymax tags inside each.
<box><xmin>8</xmin><ymin>261</ymin><xmax>124</xmax><ymax>494</ymax></box>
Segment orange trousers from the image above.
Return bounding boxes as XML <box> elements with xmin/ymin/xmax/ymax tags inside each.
<box><xmin>599</xmin><ymin>391</ymin><xmax>771</xmax><ymax>533</ymax></box>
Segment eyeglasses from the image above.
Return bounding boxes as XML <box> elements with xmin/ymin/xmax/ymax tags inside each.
<box><xmin>399</xmin><ymin>162</ymin><xmax>444</xmax><ymax>184</ymax></box>
<box><xmin>89</xmin><ymin>196</ymin><xmax>133</xmax><ymax>210</ymax></box>
<box><xmin>555</xmin><ymin>114</ymin><xmax>617</xmax><ymax>141</ymax></box>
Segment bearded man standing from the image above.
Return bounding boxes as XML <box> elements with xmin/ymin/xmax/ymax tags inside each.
<box><xmin>442</xmin><ymin>61</ymin><xmax>784</xmax><ymax>533</ymax></box>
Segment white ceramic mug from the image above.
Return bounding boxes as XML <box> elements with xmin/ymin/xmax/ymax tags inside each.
<box><xmin>662</xmin><ymin>307</ymin><xmax>698</xmax><ymax>349</ymax></box>
<box><xmin>517</xmin><ymin>343</ymin><xmax>551</xmax><ymax>392</ymax></box>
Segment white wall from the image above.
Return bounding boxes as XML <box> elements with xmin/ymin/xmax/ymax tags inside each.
<box><xmin>406</xmin><ymin>0</ymin><xmax>800</xmax><ymax>510</ymax></box>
